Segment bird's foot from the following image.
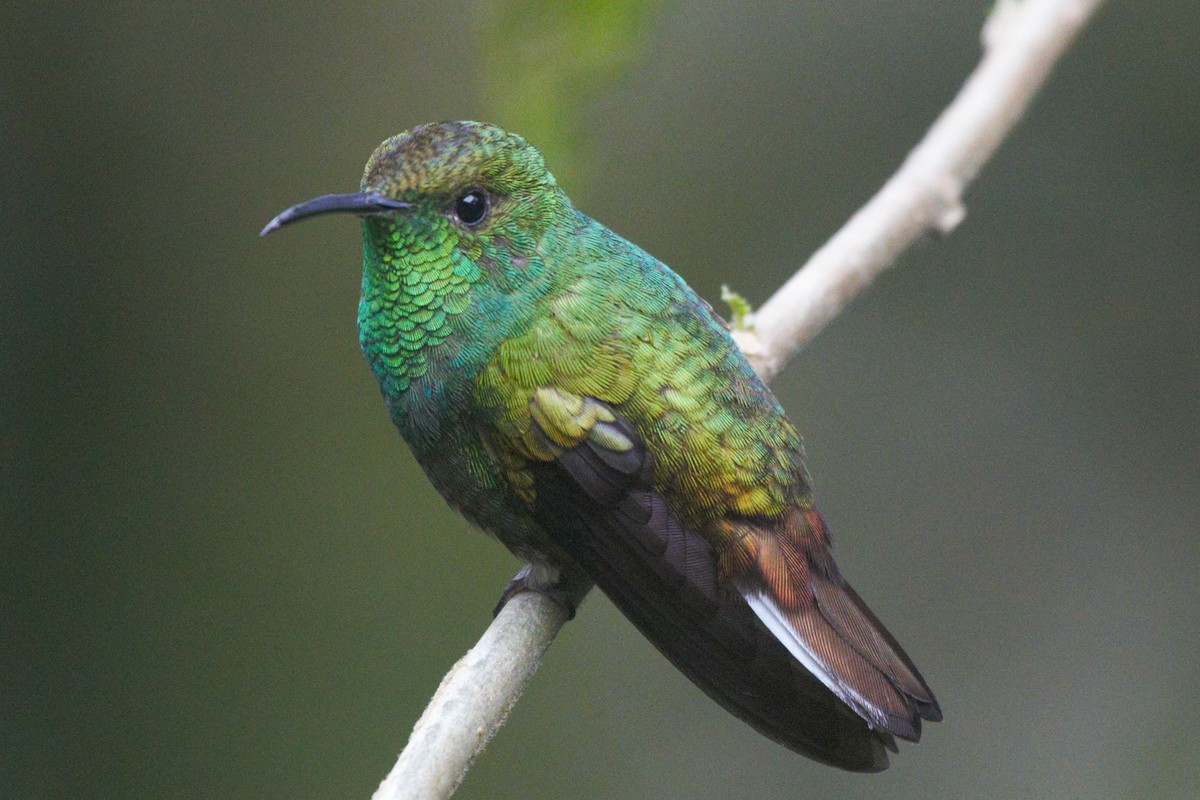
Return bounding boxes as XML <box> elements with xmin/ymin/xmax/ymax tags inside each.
<box><xmin>494</xmin><ymin>565</ymin><xmax>591</xmax><ymax>620</ymax></box>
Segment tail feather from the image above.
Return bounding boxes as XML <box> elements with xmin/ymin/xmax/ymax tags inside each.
<box><xmin>735</xmin><ymin>511</ymin><xmax>941</xmax><ymax>740</ymax></box>
<box><xmin>814</xmin><ymin>576</ymin><xmax>943</xmax><ymax>722</ymax></box>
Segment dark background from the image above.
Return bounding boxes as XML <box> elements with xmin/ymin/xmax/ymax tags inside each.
<box><xmin>5</xmin><ymin>2</ymin><xmax>1198</xmax><ymax>798</ymax></box>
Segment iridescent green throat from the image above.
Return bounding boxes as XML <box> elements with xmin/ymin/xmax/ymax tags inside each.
<box><xmin>357</xmin><ymin>216</ymin><xmax>481</xmax><ymax>401</ymax></box>
<box><xmin>356</xmin><ymin>205</ymin><xmax>569</xmax><ymax>430</ymax></box>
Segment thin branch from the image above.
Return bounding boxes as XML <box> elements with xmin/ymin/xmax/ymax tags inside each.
<box><xmin>372</xmin><ymin>1</ymin><xmax>1104</xmax><ymax>797</ymax></box>
<box><xmin>371</xmin><ymin>592</ymin><xmax>575</xmax><ymax>800</ymax></box>
<box><xmin>740</xmin><ymin>0</ymin><xmax>1104</xmax><ymax>380</ymax></box>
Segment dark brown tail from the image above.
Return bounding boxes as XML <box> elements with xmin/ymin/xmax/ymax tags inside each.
<box><xmin>726</xmin><ymin>510</ymin><xmax>941</xmax><ymax>742</ymax></box>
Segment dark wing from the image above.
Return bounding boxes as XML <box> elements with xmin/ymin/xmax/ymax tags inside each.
<box><xmin>516</xmin><ymin>389</ymin><xmax>903</xmax><ymax>771</ymax></box>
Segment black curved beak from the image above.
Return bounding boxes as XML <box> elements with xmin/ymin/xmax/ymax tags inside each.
<box><xmin>259</xmin><ymin>191</ymin><xmax>411</xmax><ymax>237</ymax></box>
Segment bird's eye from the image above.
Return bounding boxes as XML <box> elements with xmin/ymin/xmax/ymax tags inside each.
<box><xmin>454</xmin><ymin>189</ymin><xmax>489</xmax><ymax>227</ymax></box>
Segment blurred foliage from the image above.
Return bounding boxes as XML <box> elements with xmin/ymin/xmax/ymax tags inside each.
<box><xmin>475</xmin><ymin>0</ymin><xmax>662</xmax><ymax>193</ymax></box>
<box><xmin>3</xmin><ymin>1</ymin><xmax>1198</xmax><ymax>799</ymax></box>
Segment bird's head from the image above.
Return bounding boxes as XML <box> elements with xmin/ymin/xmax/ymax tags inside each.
<box><xmin>262</xmin><ymin>122</ymin><xmax>576</xmax><ymax>406</ymax></box>
<box><xmin>261</xmin><ymin>121</ymin><xmax>569</xmax><ymax>272</ymax></box>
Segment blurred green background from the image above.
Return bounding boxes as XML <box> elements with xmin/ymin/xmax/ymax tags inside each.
<box><xmin>4</xmin><ymin>2</ymin><xmax>1198</xmax><ymax>798</ymax></box>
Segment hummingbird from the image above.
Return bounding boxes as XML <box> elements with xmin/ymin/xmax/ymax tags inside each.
<box><xmin>261</xmin><ymin>121</ymin><xmax>940</xmax><ymax>771</ymax></box>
